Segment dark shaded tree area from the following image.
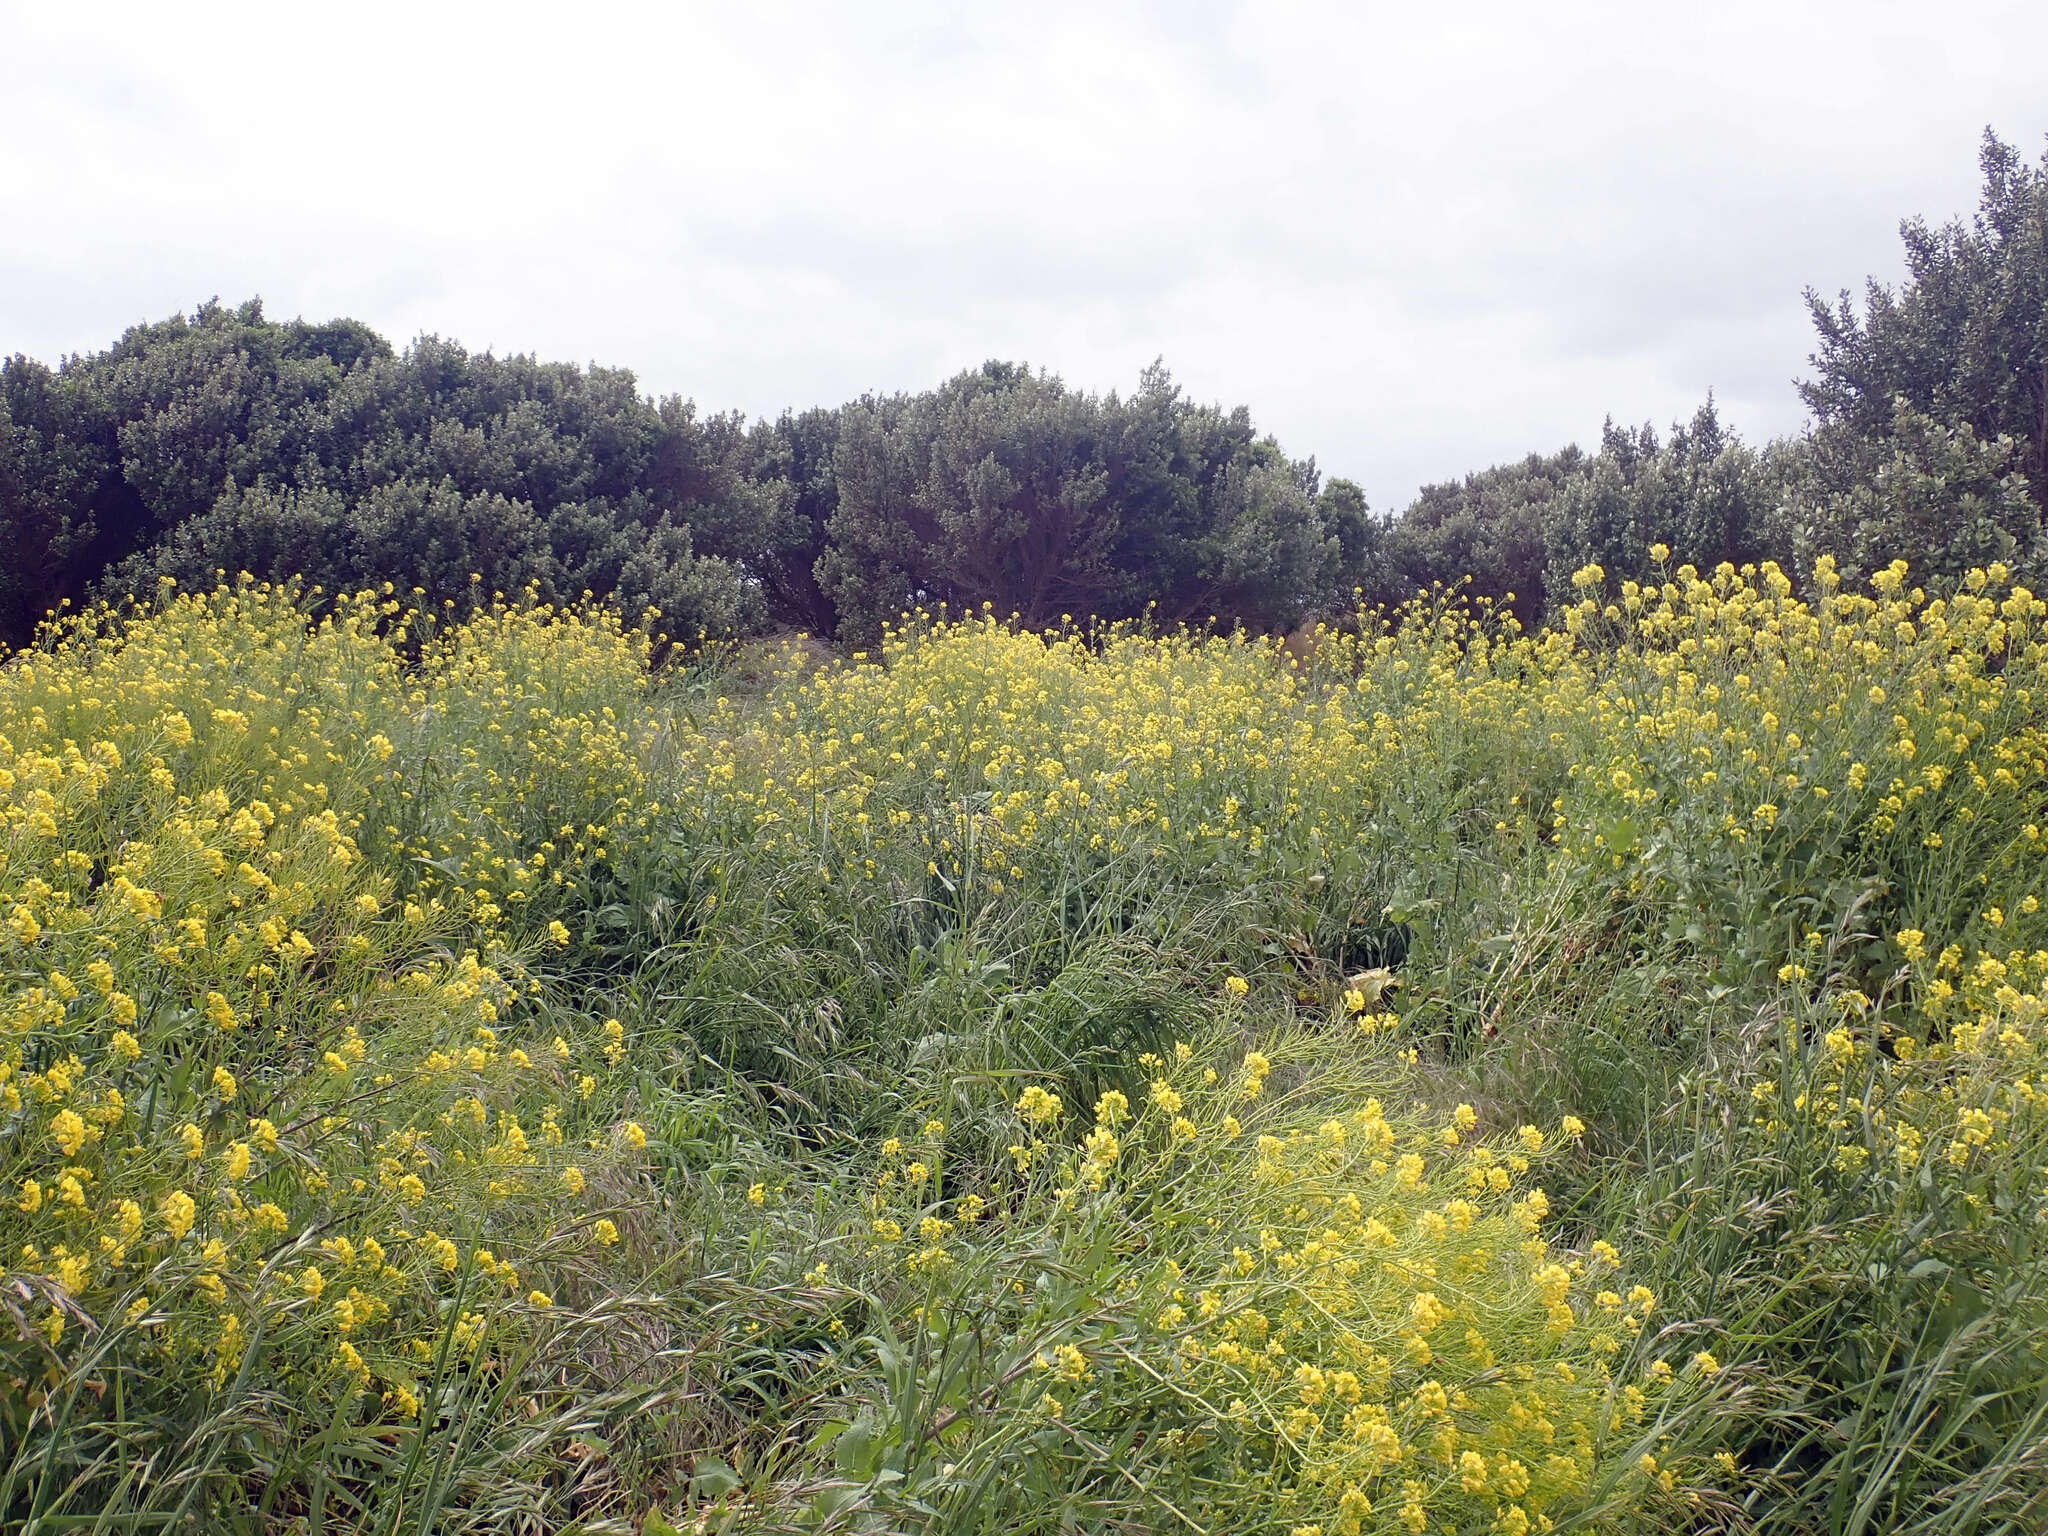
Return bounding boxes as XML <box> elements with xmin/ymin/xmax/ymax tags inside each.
<box><xmin>5</xmin><ymin>132</ymin><xmax>2040</xmax><ymax>648</ymax></box>
<box><xmin>818</xmin><ymin>362</ymin><xmax>1370</xmax><ymax>641</ymax></box>
<box><xmin>0</xmin><ymin>301</ymin><xmax>791</xmax><ymax>644</ymax></box>
<box><xmin>1</xmin><ymin>310</ymin><xmax>1367</xmax><ymax>649</ymax></box>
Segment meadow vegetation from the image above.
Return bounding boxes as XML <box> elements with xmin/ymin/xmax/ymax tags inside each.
<box><xmin>3</xmin><ymin>548</ymin><xmax>2047</xmax><ymax>1533</ymax></box>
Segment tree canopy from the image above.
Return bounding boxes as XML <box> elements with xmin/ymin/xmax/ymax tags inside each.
<box><xmin>5</xmin><ymin>130</ymin><xmax>2043</xmax><ymax>648</ymax></box>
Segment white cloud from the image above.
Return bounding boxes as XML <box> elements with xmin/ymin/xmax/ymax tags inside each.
<box><xmin>3</xmin><ymin>0</ymin><xmax>2044</xmax><ymax>509</ymax></box>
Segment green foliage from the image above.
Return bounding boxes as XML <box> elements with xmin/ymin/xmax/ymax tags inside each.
<box><xmin>8</xmin><ymin>128</ymin><xmax>2044</xmax><ymax>649</ymax></box>
<box><xmin>0</xmin><ymin>302</ymin><xmax>770</xmax><ymax>647</ymax></box>
<box><xmin>124</xmin><ymin>478</ymin><xmax>763</xmax><ymax>640</ymax></box>
<box><xmin>1781</xmin><ymin>398</ymin><xmax>2043</xmax><ymax>589</ymax></box>
<box><xmin>1539</xmin><ymin>401</ymin><xmax>1784</xmax><ymax>617</ymax></box>
<box><xmin>1375</xmin><ymin>448</ymin><xmax>1583</xmax><ymax>619</ymax></box>
<box><xmin>1374</xmin><ymin>402</ymin><xmax>1788</xmax><ymax>627</ymax></box>
<box><xmin>2</xmin><ymin>322</ymin><xmax>1355</xmax><ymax>650</ymax></box>
<box><xmin>817</xmin><ymin>362</ymin><xmax>1359</xmax><ymax>642</ymax></box>
<box><xmin>9</xmin><ymin>557</ymin><xmax>2048</xmax><ymax>1529</ymax></box>
<box><xmin>1801</xmin><ymin>130</ymin><xmax>2048</xmax><ymax>512</ymax></box>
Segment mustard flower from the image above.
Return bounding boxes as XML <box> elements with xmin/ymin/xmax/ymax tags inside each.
<box><xmin>50</xmin><ymin>1109</ymin><xmax>86</xmax><ymax>1158</ymax></box>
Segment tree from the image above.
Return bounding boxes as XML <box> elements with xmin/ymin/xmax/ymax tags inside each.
<box><xmin>737</xmin><ymin>407</ymin><xmax>839</xmax><ymax>632</ymax></box>
<box><xmin>1779</xmin><ymin>400</ymin><xmax>2040</xmax><ymax>587</ymax></box>
<box><xmin>0</xmin><ymin>358</ymin><xmax>133</xmax><ymax>640</ymax></box>
<box><xmin>1802</xmin><ymin>129</ymin><xmax>2048</xmax><ymax>516</ymax></box>
<box><xmin>1378</xmin><ymin>448</ymin><xmax>1583</xmax><ymax>618</ymax></box>
<box><xmin>5</xmin><ymin>304</ymin><xmax>1361</xmax><ymax>646</ymax></box>
<box><xmin>1315</xmin><ymin>477</ymin><xmax>1377</xmax><ymax>603</ymax></box>
<box><xmin>1178</xmin><ymin>446</ymin><xmax>1336</xmax><ymax>629</ymax></box>
<box><xmin>815</xmin><ymin>361</ymin><xmax>1348</xmax><ymax>641</ymax></box>
<box><xmin>1542</xmin><ymin>398</ymin><xmax>1778</xmax><ymax>605</ymax></box>
<box><xmin>2</xmin><ymin>302</ymin><xmax>774</xmax><ymax>647</ymax></box>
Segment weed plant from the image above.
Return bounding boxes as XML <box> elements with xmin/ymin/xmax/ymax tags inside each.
<box><xmin>1</xmin><ymin>554</ymin><xmax>2045</xmax><ymax>1532</ymax></box>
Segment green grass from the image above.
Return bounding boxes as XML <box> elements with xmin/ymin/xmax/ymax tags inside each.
<box><xmin>5</xmin><ymin>565</ymin><xmax>2048</xmax><ymax>1532</ymax></box>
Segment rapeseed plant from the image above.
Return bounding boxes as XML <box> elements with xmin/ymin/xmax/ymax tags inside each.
<box><xmin>5</xmin><ymin>553</ymin><xmax>2047</xmax><ymax>1531</ymax></box>
<box><xmin>813</xmin><ymin>1025</ymin><xmax>1734</xmax><ymax>1533</ymax></box>
<box><xmin>0</xmin><ymin>582</ymin><xmax>663</xmax><ymax>1524</ymax></box>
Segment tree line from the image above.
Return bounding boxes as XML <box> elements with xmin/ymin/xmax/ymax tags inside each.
<box><xmin>4</xmin><ymin>130</ymin><xmax>2042</xmax><ymax>650</ymax></box>
<box><xmin>1361</xmin><ymin>129</ymin><xmax>2045</xmax><ymax>619</ymax></box>
<box><xmin>0</xmin><ymin>320</ymin><xmax>1374</xmax><ymax>648</ymax></box>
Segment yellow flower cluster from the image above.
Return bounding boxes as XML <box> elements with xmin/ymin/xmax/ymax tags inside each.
<box><xmin>1754</xmin><ymin>936</ymin><xmax>2048</xmax><ymax>1224</ymax></box>
<box><xmin>855</xmin><ymin>1033</ymin><xmax>1726</xmax><ymax>1532</ymax></box>
<box><xmin>655</xmin><ymin>560</ymin><xmax>2048</xmax><ymax>1013</ymax></box>
<box><xmin>1536</xmin><ymin>558</ymin><xmax>2047</xmax><ymax>929</ymax></box>
<box><xmin>7</xmin><ymin>551</ymin><xmax>2040</xmax><ymax>1525</ymax></box>
<box><xmin>0</xmin><ymin>583</ymin><xmax>653</xmax><ymax>1423</ymax></box>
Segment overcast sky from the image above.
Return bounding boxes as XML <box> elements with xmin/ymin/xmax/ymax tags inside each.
<box><xmin>3</xmin><ymin>0</ymin><xmax>2045</xmax><ymax>511</ymax></box>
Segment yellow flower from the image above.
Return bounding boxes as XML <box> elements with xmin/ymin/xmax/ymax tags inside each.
<box><xmin>1016</xmin><ymin>1086</ymin><xmax>1063</xmax><ymax>1126</ymax></box>
<box><xmin>50</xmin><ymin>1108</ymin><xmax>87</xmax><ymax>1158</ymax></box>
<box><xmin>1224</xmin><ymin>975</ymin><xmax>1250</xmax><ymax>997</ymax></box>
<box><xmin>337</xmin><ymin>1340</ymin><xmax>371</xmax><ymax>1384</ymax></box>
<box><xmin>162</xmin><ymin>1190</ymin><xmax>197</xmax><ymax>1240</ymax></box>
<box><xmin>1049</xmin><ymin>1343</ymin><xmax>1092</xmax><ymax>1382</ymax></box>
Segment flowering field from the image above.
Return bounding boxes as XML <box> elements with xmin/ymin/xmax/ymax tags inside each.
<box><xmin>3</xmin><ymin>558</ymin><xmax>2046</xmax><ymax>1534</ymax></box>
